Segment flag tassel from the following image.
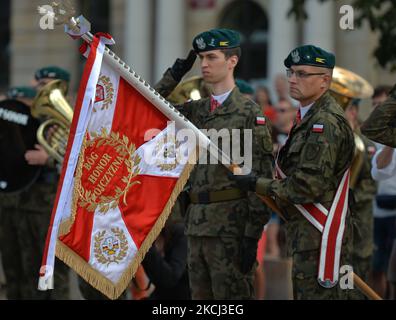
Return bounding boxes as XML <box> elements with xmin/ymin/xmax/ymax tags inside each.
<box><xmin>56</xmin><ymin>154</ymin><xmax>196</xmax><ymax>300</ymax></box>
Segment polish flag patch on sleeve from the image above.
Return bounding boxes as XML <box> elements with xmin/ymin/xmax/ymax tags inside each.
<box><xmin>256</xmin><ymin>116</ymin><xmax>266</xmax><ymax>125</ymax></box>
<box><xmin>312</xmin><ymin>124</ymin><xmax>324</xmax><ymax>133</ymax></box>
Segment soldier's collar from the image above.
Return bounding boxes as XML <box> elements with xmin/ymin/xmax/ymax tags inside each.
<box><xmin>299</xmin><ymin>91</ymin><xmax>331</xmax><ymax>124</ymax></box>
<box><xmin>209</xmin><ymin>87</ymin><xmax>240</xmax><ymax>115</ymax></box>
<box><xmin>299</xmin><ymin>101</ymin><xmax>315</xmax><ymax>120</ymax></box>
<box><xmin>211</xmin><ymin>89</ymin><xmax>233</xmax><ymax>105</ymax></box>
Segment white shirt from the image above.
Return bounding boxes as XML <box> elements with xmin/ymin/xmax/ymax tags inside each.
<box><xmin>299</xmin><ymin>102</ymin><xmax>315</xmax><ymax>119</ymax></box>
<box><xmin>371</xmin><ymin>144</ymin><xmax>396</xmax><ymax>218</ymax></box>
<box><xmin>212</xmin><ymin>89</ymin><xmax>233</xmax><ymax>105</ymax></box>
<box><xmin>371</xmin><ymin>147</ymin><xmax>396</xmax><ymax>181</ymax></box>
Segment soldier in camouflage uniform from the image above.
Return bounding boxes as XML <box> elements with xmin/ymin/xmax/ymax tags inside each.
<box><xmin>0</xmin><ymin>67</ymin><xmax>70</xmax><ymax>299</ymax></box>
<box><xmin>155</xmin><ymin>29</ymin><xmax>273</xmax><ymax>299</ymax></box>
<box><xmin>231</xmin><ymin>45</ymin><xmax>356</xmax><ymax>299</ymax></box>
<box><xmin>361</xmin><ymin>84</ymin><xmax>396</xmax><ymax>147</ymax></box>
<box><xmin>345</xmin><ymin>100</ymin><xmax>377</xmax><ymax>299</ymax></box>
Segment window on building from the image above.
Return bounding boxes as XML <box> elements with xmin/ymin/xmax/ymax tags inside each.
<box><xmin>80</xmin><ymin>0</ymin><xmax>110</xmax><ymax>34</ymax></box>
<box><xmin>77</xmin><ymin>0</ymin><xmax>110</xmax><ymax>78</ymax></box>
<box><xmin>0</xmin><ymin>0</ymin><xmax>10</xmax><ymax>92</ymax></box>
<box><xmin>219</xmin><ymin>0</ymin><xmax>268</xmax><ymax>81</ymax></box>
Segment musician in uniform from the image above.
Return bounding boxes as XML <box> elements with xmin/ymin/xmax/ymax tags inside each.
<box><xmin>231</xmin><ymin>45</ymin><xmax>356</xmax><ymax>299</ymax></box>
<box><xmin>344</xmin><ymin>99</ymin><xmax>377</xmax><ymax>299</ymax></box>
<box><xmin>0</xmin><ymin>66</ymin><xmax>71</xmax><ymax>299</ymax></box>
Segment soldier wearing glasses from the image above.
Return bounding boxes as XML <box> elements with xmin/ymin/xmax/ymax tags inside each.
<box><xmin>230</xmin><ymin>45</ymin><xmax>355</xmax><ymax>299</ymax></box>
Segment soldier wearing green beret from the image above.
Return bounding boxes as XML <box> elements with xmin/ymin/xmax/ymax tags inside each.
<box><xmin>7</xmin><ymin>86</ymin><xmax>37</xmax><ymax>100</ymax></box>
<box><xmin>0</xmin><ymin>68</ymin><xmax>70</xmax><ymax>299</ymax></box>
<box><xmin>235</xmin><ymin>79</ymin><xmax>255</xmax><ymax>99</ymax></box>
<box><xmin>361</xmin><ymin>84</ymin><xmax>396</xmax><ymax>147</ymax></box>
<box><xmin>231</xmin><ymin>45</ymin><xmax>356</xmax><ymax>299</ymax></box>
<box><xmin>154</xmin><ymin>28</ymin><xmax>274</xmax><ymax>299</ymax></box>
<box><xmin>34</xmin><ymin>66</ymin><xmax>70</xmax><ymax>89</ymax></box>
<box><xmin>0</xmin><ymin>87</ymin><xmax>37</xmax><ymax>296</ymax></box>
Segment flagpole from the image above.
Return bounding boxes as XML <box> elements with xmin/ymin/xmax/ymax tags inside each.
<box><xmin>65</xmin><ymin>17</ymin><xmax>231</xmax><ymax>165</ymax></box>
<box><xmin>59</xmin><ymin>11</ymin><xmax>381</xmax><ymax>301</ymax></box>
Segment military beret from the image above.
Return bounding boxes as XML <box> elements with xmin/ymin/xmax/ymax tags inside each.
<box><xmin>236</xmin><ymin>79</ymin><xmax>254</xmax><ymax>95</ymax></box>
<box><xmin>34</xmin><ymin>66</ymin><xmax>70</xmax><ymax>82</ymax></box>
<box><xmin>284</xmin><ymin>45</ymin><xmax>335</xmax><ymax>69</ymax></box>
<box><xmin>7</xmin><ymin>86</ymin><xmax>37</xmax><ymax>99</ymax></box>
<box><xmin>193</xmin><ymin>28</ymin><xmax>240</xmax><ymax>53</ymax></box>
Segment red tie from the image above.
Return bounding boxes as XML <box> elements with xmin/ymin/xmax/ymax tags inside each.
<box><xmin>210</xmin><ymin>97</ymin><xmax>220</xmax><ymax>112</ymax></box>
<box><xmin>296</xmin><ymin>108</ymin><xmax>302</xmax><ymax>125</ymax></box>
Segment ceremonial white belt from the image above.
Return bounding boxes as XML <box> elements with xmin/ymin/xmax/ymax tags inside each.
<box><xmin>276</xmin><ymin>163</ymin><xmax>350</xmax><ymax>288</ymax></box>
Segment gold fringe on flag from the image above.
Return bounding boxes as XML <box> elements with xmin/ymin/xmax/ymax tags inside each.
<box><xmin>56</xmin><ymin>150</ymin><xmax>197</xmax><ymax>300</ymax></box>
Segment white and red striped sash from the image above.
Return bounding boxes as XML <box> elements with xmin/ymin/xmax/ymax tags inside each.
<box><xmin>275</xmin><ymin>163</ymin><xmax>350</xmax><ymax>288</ymax></box>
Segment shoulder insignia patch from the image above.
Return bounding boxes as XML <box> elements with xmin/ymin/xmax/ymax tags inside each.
<box><xmin>312</xmin><ymin>124</ymin><xmax>324</xmax><ymax>133</ymax></box>
<box><xmin>256</xmin><ymin>116</ymin><xmax>266</xmax><ymax>125</ymax></box>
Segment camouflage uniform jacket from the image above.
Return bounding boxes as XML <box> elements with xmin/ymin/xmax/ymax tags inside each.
<box><xmin>155</xmin><ymin>70</ymin><xmax>274</xmax><ymax>240</ymax></box>
<box><xmin>361</xmin><ymin>84</ymin><xmax>396</xmax><ymax>147</ymax></box>
<box><xmin>256</xmin><ymin>91</ymin><xmax>355</xmax><ymax>253</ymax></box>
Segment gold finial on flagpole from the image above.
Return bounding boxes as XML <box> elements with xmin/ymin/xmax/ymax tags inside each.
<box><xmin>50</xmin><ymin>0</ymin><xmax>76</xmax><ymax>25</ymax></box>
<box><xmin>37</xmin><ymin>1</ymin><xmax>75</xmax><ymax>26</ymax></box>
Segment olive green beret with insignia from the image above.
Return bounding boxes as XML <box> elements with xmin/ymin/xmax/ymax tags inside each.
<box><xmin>236</xmin><ymin>79</ymin><xmax>254</xmax><ymax>95</ymax></box>
<box><xmin>193</xmin><ymin>28</ymin><xmax>241</xmax><ymax>53</ymax></box>
<box><xmin>284</xmin><ymin>45</ymin><xmax>335</xmax><ymax>69</ymax></box>
<box><xmin>7</xmin><ymin>86</ymin><xmax>37</xmax><ymax>99</ymax></box>
<box><xmin>34</xmin><ymin>66</ymin><xmax>70</xmax><ymax>82</ymax></box>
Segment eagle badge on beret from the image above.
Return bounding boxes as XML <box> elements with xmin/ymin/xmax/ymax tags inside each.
<box><xmin>196</xmin><ymin>37</ymin><xmax>206</xmax><ymax>50</ymax></box>
<box><xmin>291</xmin><ymin>50</ymin><xmax>300</xmax><ymax>63</ymax></box>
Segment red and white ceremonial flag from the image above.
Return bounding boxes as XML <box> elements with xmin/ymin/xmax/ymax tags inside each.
<box><xmin>39</xmin><ymin>33</ymin><xmax>197</xmax><ymax>299</ymax></box>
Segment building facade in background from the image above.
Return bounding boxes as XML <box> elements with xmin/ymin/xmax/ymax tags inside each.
<box><xmin>3</xmin><ymin>0</ymin><xmax>395</xmax><ymax>115</ymax></box>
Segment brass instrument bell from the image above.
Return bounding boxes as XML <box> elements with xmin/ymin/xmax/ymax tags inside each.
<box><xmin>31</xmin><ymin>80</ymin><xmax>73</xmax><ymax>163</ymax></box>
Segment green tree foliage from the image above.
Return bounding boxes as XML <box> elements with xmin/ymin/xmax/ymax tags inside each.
<box><xmin>288</xmin><ymin>0</ymin><xmax>396</xmax><ymax>71</ymax></box>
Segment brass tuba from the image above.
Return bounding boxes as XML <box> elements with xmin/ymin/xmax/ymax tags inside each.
<box><xmin>329</xmin><ymin>66</ymin><xmax>374</xmax><ymax>188</ymax></box>
<box><xmin>31</xmin><ymin>79</ymin><xmax>73</xmax><ymax>163</ymax></box>
<box><xmin>166</xmin><ymin>76</ymin><xmax>211</xmax><ymax>104</ymax></box>
<box><xmin>330</xmin><ymin>66</ymin><xmax>374</xmax><ymax>110</ymax></box>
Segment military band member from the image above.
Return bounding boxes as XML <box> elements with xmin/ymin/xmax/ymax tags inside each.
<box><xmin>0</xmin><ymin>66</ymin><xmax>71</xmax><ymax>299</ymax></box>
<box><xmin>345</xmin><ymin>100</ymin><xmax>377</xmax><ymax>299</ymax></box>
<box><xmin>155</xmin><ymin>28</ymin><xmax>274</xmax><ymax>299</ymax></box>
<box><xmin>0</xmin><ymin>87</ymin><xmax>38</xmax><ymax>299</ymax></box>
<box><xmin>33</xmin><ymin>65</ymin><xmax>71</xmax><ymax>90</ymax></box>
<box><xmin>231</xmin><ymin>45</ymin><xmax>356</xmax><ymax>299</ymax></box>
<box><xmin>235</xmin><ymin>78</ymin><xmax>255</xmax><ymax>100</ymax></box>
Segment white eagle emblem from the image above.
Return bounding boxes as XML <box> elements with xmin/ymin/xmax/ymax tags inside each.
<box><xmin>196</xmin><ymin>37</ymin><xmax>206</xmax><ymax>50</ymax></box>
<box><xmin>154</xmin><ymin>134</ymin><xmax>183</xmax><ymax>172</ymax></box>
<box><xmin>291</xmin><ymin>50</ymin><xmax>300</xmax><ymax>63</ymax></box>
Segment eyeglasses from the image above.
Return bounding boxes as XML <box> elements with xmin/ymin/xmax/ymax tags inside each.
<box><xmin>286</xmin><ymin>69</ymin><xmax>326</xmax><ymax>79</ymax></box>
